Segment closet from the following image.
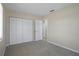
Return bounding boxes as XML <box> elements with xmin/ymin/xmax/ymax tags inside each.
<box><xmin>10</xmin><ymin>17</ymin><xmax>43</xmax><ymax>45</ymax></box>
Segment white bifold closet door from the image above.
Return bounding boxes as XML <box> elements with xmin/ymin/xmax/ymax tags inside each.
<box><xmin>35</xmin><ymin>20</ymin><xmax>43</xmax><ymax>41</ymax></box>
<box><xmin>10</xmin><ymin>17</ymin><xmax>33</xmax><ymax>45</ymax></box>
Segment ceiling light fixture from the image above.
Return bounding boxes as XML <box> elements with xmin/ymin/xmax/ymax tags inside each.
<box><xmin>49</xmin><ymin>10</ymin><xmax>54</xmax><ymax>12</ymax></box>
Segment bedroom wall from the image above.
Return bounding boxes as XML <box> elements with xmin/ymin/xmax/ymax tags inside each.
<box><xmin>45</xmin><ymin>4</ymin><xmax>79</xmax><ymax>52</ymax></box>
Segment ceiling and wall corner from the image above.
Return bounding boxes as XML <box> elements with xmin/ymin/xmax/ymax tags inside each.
<box><xmin>2</xmin><ymin>3</ymin><xmax>71</xmax><ymax>17</ymax></box>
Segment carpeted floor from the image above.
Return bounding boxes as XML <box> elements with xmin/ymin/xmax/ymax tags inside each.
<box><xmin>4</xmin><ymin>40</ymin><xmax>79</xmax><ymax>56</ymax></box>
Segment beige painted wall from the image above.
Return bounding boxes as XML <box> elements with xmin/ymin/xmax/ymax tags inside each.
<box><xmin>45</xmin><ymin>4</ymin><xmax>79</xmax><ymax>52</ymax></box>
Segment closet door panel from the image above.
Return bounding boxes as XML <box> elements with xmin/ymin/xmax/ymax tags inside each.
<box><xmin>22</xmin><ymin>19</ymin><xmax>33</xmax><ymax>42</ymax></box>
<box><xmin>35</xmin><ymin>20</ymin><xmax>43</xmax><ymax>41</ymax></box>
<box><xmin>10</xmin><ymin>18</ymin><xmax>17</xmax><ymax>45</ymax></box>
<box><xmin>16</xmin><ymin>18</ymin><xmax>23</xmax><ymax>44</ymax></box>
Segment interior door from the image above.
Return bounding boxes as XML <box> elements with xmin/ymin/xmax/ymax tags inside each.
<box><xmin>10</xmin><ymin>17</ymin><xmax>33</xmax><ymax>45</ymax></box>
<box><xmin>35</xmin><ymin>20</ymin><xmax>43</xmax><ymax>41</ymax></box>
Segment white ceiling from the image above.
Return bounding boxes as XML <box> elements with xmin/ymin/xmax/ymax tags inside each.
<box><xmin>3</xmin><ymin>3</ymin><xmax>71</xmax><ymax>16</ymax></box>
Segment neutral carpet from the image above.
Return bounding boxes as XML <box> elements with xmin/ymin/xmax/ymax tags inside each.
<box><xmin>4</xmin><ymin>40</ymin><xmax>79</xmax><ymax>56</ymax></box>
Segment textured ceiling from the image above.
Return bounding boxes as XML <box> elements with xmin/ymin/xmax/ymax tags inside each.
<box><xmin>3</xmin><ymin>3</ymin><xmax>71</xmax><ymax>16</ymax></box>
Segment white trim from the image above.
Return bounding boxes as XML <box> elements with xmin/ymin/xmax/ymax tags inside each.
<box><xmin>47</xmin><ymin>40</ymin><xmax>79</xmax><ymax>54</ymax></box>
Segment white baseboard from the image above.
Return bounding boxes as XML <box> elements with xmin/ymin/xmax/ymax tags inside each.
<box><xmin>47</xmin><ymin>40</ymin><xmax>79</xmax><ymax>54</ymax></box>
<box><xmin>9</xmin><ymin>40</ymin><xmax>42</xmax><ymax>46</ymax></box>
